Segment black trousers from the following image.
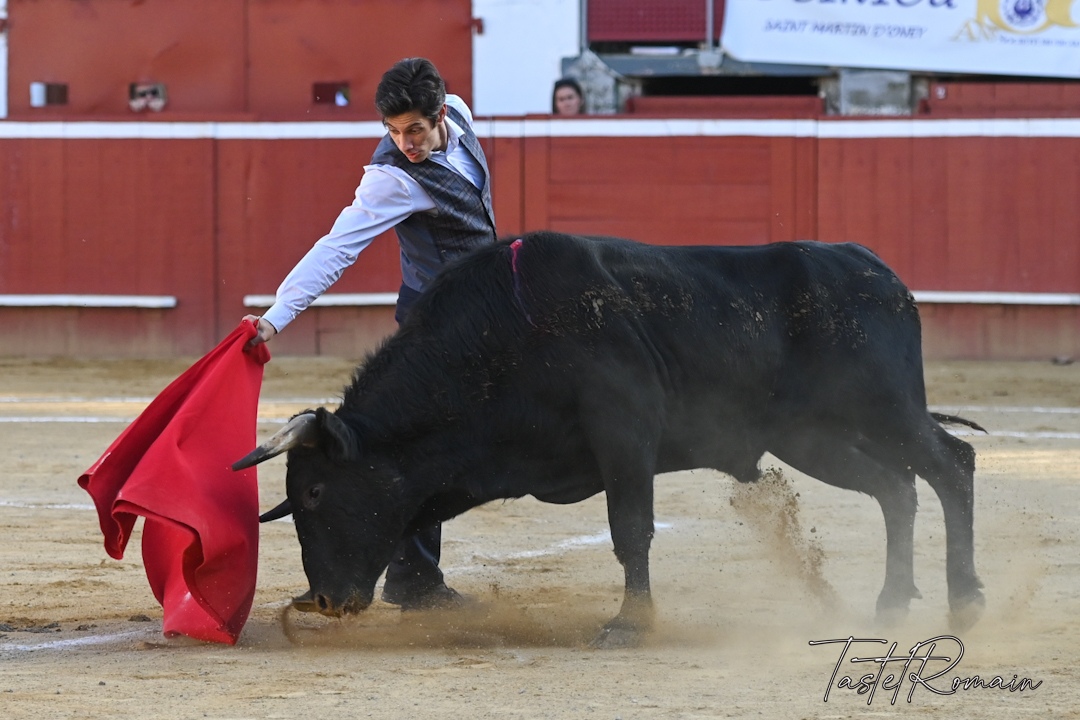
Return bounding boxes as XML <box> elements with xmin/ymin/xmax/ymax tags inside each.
<box><xmin>382</xmin><ymin>284</ymin><xmax>446</xmax><ymax>599</ymax></box>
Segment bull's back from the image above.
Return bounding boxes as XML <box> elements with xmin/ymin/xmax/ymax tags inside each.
<box><xmin>520</xmin><ymin>234</ymin><xmax>929</xmax><ymax>445</ymax></box>
<box><xmin>541</xmin><ymin>235</ymin><xmax>921</xmax><ymax>369</ymax></box>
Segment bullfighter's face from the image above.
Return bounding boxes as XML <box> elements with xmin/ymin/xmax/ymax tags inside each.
<box><xmin>383</xmin><ymin>105</ymin><xmax>448</xmax><ymax>163</ymax></box>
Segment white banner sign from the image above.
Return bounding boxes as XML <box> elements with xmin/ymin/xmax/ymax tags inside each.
<box><xmin>721</xmin><ymin>0</ymin><xmax>1080</xmax><ymax>77</ymax></box>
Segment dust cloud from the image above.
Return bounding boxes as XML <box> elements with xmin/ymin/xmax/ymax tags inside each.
<box><xmin>728</xmin><ymin>468</ymin><xmax>839</xmax><ymax>610</ymax></box>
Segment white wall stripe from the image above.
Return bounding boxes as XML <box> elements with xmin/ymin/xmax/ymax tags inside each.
<box><xmin>816</xmin><ymin>118</ymin><xmax>1080</xmax><ymax>139</ymax></box>
<box><xmin>911</xmin><ymin>291</ymin><xmax>1080</xmax><ymax>305</ymax></box>
<box><xmin>3</xmin><ymin>117</ymin><xmax>1080</xmax><ymax>140</ymax></box>
<box><xmin>243</xmin><ymin>293</ymin><xmax>397</xmax><ymax>308</ymax></box>
<box><xmin>213</xmin><ymin>121</ymin><xmax>386</xmax><ymax>140</ymax></box>
<box><xmin>240</xmin><ymin>291</ymin><xmax>1080</xmax><ymax>308</ymax></box>
<box><xmin>0</xmin><ymin>294</ymin><xmax>177</xmax><ymax>308</ymax></box>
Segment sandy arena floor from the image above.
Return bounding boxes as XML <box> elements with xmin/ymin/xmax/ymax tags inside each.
<box><xmin>1</xmin><ymin>356</ymin><xmax>1078</xmax><ymax>719</ymax></box>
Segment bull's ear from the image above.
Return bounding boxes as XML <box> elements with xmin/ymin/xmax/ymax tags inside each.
<box><xmin>315</xmin><ymin>407</ymin><xmax>360</xmax><ymax>463</ymax></box>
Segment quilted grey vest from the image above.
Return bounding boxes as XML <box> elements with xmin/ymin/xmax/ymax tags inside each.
<box><xmin>370</xmin><ymin>105</ymin><xmax>497</xmax><ymax>291</ymax></box>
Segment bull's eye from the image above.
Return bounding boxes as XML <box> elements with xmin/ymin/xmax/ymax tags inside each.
<box><xmin>303</xmin><ymin>484</ymin><xmax>324</xmax><ymax>510</ymax></box>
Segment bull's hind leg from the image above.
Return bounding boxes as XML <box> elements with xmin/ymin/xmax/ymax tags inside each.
<box><xmin>770</xmin><ymin>434</ymin><xmax>923</xmax><ymax>620</ymax></box>
<box><xmin>912</xmin><ymin>425</ymin><xmax>984</xmax><ymax>630</ymax></box>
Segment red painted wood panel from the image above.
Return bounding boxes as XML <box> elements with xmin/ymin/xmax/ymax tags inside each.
<box><xmin>247</xmin><ymin>0</ymin><xmax>474</xmax><ymax>118</ymax></box>
<box><xmin>0</xmin><ymin>140</ymin><xmax>66</xmax><ymax>293</ymax></box>
<box><xmin>214</xmin><ymin>138</ymin><xmax>402</xmax><ymax>353</ymax></box>
<box><xmin>9</xmin><ymin>0</ymin><xmax>247</xmax><ymax>118</ymax></box>
<box><xmin>550</xmin><ymin>183</ymin><xmax>770</xmax><ymax>223</ymax></box>
<box><xmin>820</xmin><ymin>135</ymin><xmax>1080</xmax><ymax>294</ymax></box>
<box><xmin>549</xmin><ymin>219</ymin><xmax>769</xmax><ymax>246</ymax></box>
<box><xmin>3</xmin><ymin>129</ymin><xmax>1080</xmax><ymax>359</ymax></box>
<box><xmin>488</xmin><ymin>137</ymin><xmax>524</xmax><ymax>236</ymax></box>
<box><xmin>546</xmin><ymin>136</ymin><xmax>785</xmax><ymax>246</ymax></box>
<box><xmin>548</xmin><ymin>138</ymin><xmax>772</xmax><ymax>185</ymax></box>
<box><xmin>522</xmin><ymin>137</ymin><xmax>550</xmax><ymax>234</ymax></box>
<box><xmin>925</xmin><ymin>82</ymin><xmax>1080</xmax><ymax>117</ymax></box>
<box><xmin>919</xmin><ymin>305</ymin><xmax>1080</xmax><ymax>360</ymax></box>
<box><xmin>818</xmin><ymin>137</ymin><xmax>916</xmax><ymax>265</ymax></box>
<box><xmin>793</xmin><ymin>137</ymin><xmax>818</xmax><ymax>240</ymax></box>
<box><xmin>769</xmin><ymin>136</ymin><xmax>797</xmax><ymax>243</ymax></box>
<box><xmin>588</xmin><ymin>0</ymin><xmax>724</xmax><ymax>42</ymax></box>
<box><xmin>910</xmin><ymin>138</ymin><xmax>950</xmax><ymax>291</ymax></box>
<box><xmin>8</xmin><ymin>0</ymin><xmax>473</xmax><ymax>120</ymax></box>
<box><xmin>0</xmin><ymin>138</ymin><xmax>216</xmax><ymax>354</ymax></box>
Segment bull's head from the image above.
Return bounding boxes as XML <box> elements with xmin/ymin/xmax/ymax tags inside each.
<box><xmin>233</xmin><ymin>408</ymin><xmax>408</xmax><ymax>616</ymax></box>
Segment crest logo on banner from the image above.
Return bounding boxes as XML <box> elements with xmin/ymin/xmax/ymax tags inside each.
<box><xmin>956</xmin><ymin>0</ymin><xmax>1078</xmax><ymax>39</ymax></box>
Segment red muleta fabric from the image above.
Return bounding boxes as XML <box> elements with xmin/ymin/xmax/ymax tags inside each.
<box><xmin>78</xmin><ymin>320</ymin><xmax>271</xmax><ymax>644</ymax></box>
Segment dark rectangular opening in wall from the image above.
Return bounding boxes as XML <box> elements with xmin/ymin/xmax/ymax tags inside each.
<box><xmin>313</xmin><ymin>83</ymin><xmax>350</xmax><ymax>106</ymax></box>
<box><xmin>640</xmin><ymin>76</ymin><xmax>819</xmax><ymax>97</ymax></box>
<box><xmin>46</xmin><ymin>84</ymin><xmax>68</xmax><ymax>105</ymax></box>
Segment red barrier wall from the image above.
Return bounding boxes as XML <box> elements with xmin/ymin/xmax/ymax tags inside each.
<box><xmin>7</xmin><ymin>0</ymin><xmax>473</xmax><ymax>119</ymax></box>
<box><xmin>2</xmin><ymin>121</ymin><xmax>1080</xmax><ymax>359</ymax></box>
<box><xmin>818</xmin><ymin>136</ymin><xmax>1080</xmax><ymax>293</ymax></box>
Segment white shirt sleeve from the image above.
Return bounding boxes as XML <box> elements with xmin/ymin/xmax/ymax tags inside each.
<box><xmin>262</xmin><ymin>166</ymin><xmax>436</xmax><ymax>332</ymax></box>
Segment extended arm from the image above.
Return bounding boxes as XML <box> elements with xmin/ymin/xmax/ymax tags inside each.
<box><xmin>247</xmin><ymin>167</ymin><xmax>434</xmax><ymax>345</ymax></box>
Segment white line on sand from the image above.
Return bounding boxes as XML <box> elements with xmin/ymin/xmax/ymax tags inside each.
<box><xmin>930</xmin><ymin>405</ymin><xmax>1080</xmax><ymax>415</ymax></box>
<box><xmin>2</xmin><ymin>398</ymin><xmax>1078</xmax><ymax>414</ymax></box>
<box><xmin>2</xmin><ymin>415</ymin><xmax>1078</xmax><ymax>439</ymax></box>
<box><xmin>443</xmin><ymin>522</ymin><xmax>673</xmax><ymax>574</ymax></box>
<box><xmin>0</xmin><ymin>500</ymin><xmax>95</xmax><ymax>510</ymax></box>
<box><xmin>0</xmin><ymin>397</ymin><xmax>338</xmax><ymax>404</ymax></box>
<box><xmin>1</xmin><ymin>629</ymin><xmax>156</xmax><ymax>653</ymax></box>
<box><xmin>952</xmin><ymin>430</ymin><xmax>1080</xmax><ymax>440</ymax></box>
<box><xmin>0</xmin><ymin>417</ymin><xmax>289</xmax><ymax>424</ymax></box>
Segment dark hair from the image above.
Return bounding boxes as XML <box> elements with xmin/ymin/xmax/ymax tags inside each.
<box><xmin>375</xmin><ymin>58</ymin><xmax>446</xmax><ymax>124</ymax></box>
<box><xmin>552</xmin><ymin>78</ymin><xmax>584</xmax><ymax>114</ymax></box>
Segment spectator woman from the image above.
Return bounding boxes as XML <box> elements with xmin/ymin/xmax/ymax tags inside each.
<box><xmin>552</xmin><ymin>78</ymin><xmax>585</xmax><ymax>115</ymax></box>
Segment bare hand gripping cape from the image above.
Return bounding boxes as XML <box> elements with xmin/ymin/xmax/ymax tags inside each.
<box><xmin>78</xmin><ymin>320</ymin><xmax>270</xmax><ymax>644</ymax></box>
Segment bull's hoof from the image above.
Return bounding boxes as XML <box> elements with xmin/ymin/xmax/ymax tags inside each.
<box><xmin>948</xmin><ymin>592</ymin><xmax>985</xmax><ymax>632</ymax></box>
<box><xmin>589</xmin><ymin>625</ymin><xmax>644</xmax><ymax>650</ymax></box>
<box><xmin>874</xmin><ymin>605</ymin><xmax>910</xmax><ymax>628</ymax></box>
<box><xmin>291</xmin><ymin>590</ymin><xmax>319</xmax><ymax>613</ymax></box>
<box><xmin>875</xmin><ymin>585</ymin><xmax>920</xmax><ymax>627</ymax></box>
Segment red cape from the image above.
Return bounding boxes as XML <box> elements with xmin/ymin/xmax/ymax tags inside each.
<box><xmin>79</xmin><ymin>321</ymin><xmax>270</xmax><ymax>644</ymax></box>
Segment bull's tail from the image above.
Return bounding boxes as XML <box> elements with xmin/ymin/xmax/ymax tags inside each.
<box><xmin>931</xmin><ymin>412</ymin><xmax>987</xmax><ymax>434</ymax></box>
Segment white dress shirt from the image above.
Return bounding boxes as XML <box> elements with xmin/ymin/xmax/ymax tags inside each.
<box><xmin>263</xmin><ymin>95</ymin><xmax>484</xmax><ymax>333</ymax></box>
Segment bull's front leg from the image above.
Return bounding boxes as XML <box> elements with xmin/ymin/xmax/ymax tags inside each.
<box><xmin>592</xmin><ymin>467</ymin><xmax>656</xmax><ymax>649</ymax></box>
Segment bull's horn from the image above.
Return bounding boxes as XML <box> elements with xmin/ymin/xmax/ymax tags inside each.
<box><xmin>259</xmin><ymin>499</ymin><xmax>293</xmax><ymax>523</ymax></box>
<box><xmin>231</xmin><ymin>412</ymin><xmax>318</xmax><ymax>471</ymax></box>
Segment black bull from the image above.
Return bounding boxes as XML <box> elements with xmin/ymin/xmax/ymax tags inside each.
<box><xmin>235</xmin><ymin>232</ymin><xmax>984</xmax><ymax>647</ymax></box>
